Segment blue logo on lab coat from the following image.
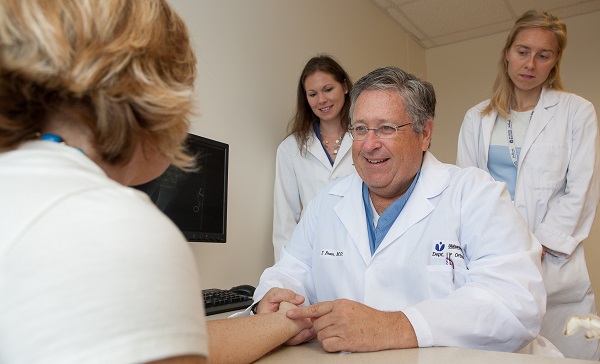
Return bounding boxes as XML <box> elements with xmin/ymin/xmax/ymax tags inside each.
<box><xmin>435</xmin><ymin>242</ymin><xmax>445</xmax><ymax>251</ymax></box>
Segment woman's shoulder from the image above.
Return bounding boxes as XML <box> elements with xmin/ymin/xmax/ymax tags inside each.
<box><xmin>277</xmin><ymin>131</ymin><xmax>318</xmax><ymax>154</ymax></box>
<box><xmin>469</xmin><ymin>99</ymin><xmax>492</xmax><ymax>112</ymax></box>
<box><xmin>462</xmin><ymin>99</ymin><xmax>492</xmax><ymax>122</ymax></box>
<box><xmin>278</xmin><ymin>133</ymin><xmax>299</xmax><ymax>147</ymax></box>
<box><xmin>276</xmin><ymin>134</ymin><xmax>300</xmax><ymax>157</ymax></box>
<box><xmin>65</xmin><ymin>184</ymin><xmax>172</xmax><ymax>226</ymax></box>
<box><xmin>545</xmin><ymin>89</ymin><xmax>593</xmax><ymax>106</ymax></box>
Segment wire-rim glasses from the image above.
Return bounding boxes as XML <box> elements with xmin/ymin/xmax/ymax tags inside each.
<box><xmin>348</xmin><ymin>122</ymin><xmax>414</xmax><ymax>140</ymax></box>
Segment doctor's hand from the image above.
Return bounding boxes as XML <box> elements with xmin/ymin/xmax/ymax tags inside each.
<box><xmin>286</xmin><ymin>299</ymin><xmax>418</xmax><ymax>353</ymax></box>
<box><xmin>255</xmin><ymin>287</ymin><xmax>305</xmax><ymax>314</ymax></box>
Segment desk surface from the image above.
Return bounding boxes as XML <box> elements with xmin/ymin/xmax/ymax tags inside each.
<box><xmin>208</xmin><ymin>312</ymin><xmax>595</xmax><ymax>364</ymax></box>
<box><xmin>254</xmin><ymin>341</ymin><xmax>595</xmax><ymax>364</ymax></box>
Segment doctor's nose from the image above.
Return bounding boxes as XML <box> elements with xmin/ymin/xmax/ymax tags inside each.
<box><xmin>360</xmin><ymin>130</ymin><xmax>382</xmax><ymax>150</ymax></box>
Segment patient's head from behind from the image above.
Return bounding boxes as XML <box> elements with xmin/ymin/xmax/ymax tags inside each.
<box><xmin>0</xmin><ymin>0</ymin><xmax>197</xmax><ymax>184</ymax></box>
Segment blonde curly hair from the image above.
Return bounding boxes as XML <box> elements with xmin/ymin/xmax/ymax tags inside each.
<box><xmin>0</xmin><ymin>0</ymin><xmax>197</xmax><ymax>168</ymax></box>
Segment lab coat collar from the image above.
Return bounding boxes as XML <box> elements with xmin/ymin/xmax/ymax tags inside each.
<box><xmin>375</xmin><ymin>152</ymin><xmax>447</xmax><ymax>256</ymax></box>
<box><xmin>331</xmin><ymin>174</ymin><xmax>371</xmax><ymax>262</ymax></box>
<box><xmin>479</xmin><ymin>110</ymin><xmax>496</xmax><ymax>171</ymax></box>
<box><xmin>478</xmin><ymin>88</ymin><xmax>561</xmax><ymax>171</ymax></box>
<box><xmin>519</xmin><ymin>87</ymin><xmax>560</xmax><ymax>169</ymax></box>
<box><xmin>332</xmin><ymin>151</ymin><xmax>449</xmax><ymax>264</ymax></box>
<box><xmin>306</xmin><ymin>131</ymin><xmax>352</xmax><ymax>170</ymax></box>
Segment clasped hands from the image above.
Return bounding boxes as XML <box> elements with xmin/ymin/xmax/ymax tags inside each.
<box><xmin>256</xmin><ymin>287</ymin><xmax>418</xmax><ymax>353</ymax></box>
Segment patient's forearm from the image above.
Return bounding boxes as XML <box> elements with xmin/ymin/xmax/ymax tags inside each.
<box><xmin>206</xmin><ymin>311</ymin><xmax>308</xmax><ymax>364</ymax></box>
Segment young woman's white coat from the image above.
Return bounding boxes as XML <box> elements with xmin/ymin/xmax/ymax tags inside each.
<box><xmin>457</xmin><ymin>87</ymin><xmax>600</xmax><ymax>360</ymax></box>
<box><xmin>272</xmin><ymin>131</ymin><xmax>355</xmax><ymax>261</ymax></box>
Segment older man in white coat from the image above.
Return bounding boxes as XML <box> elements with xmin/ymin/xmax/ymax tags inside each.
<box><xmin>247</xmin><ymin>67</ymin><xmax>554</xmax><ymax>355</ymax></box>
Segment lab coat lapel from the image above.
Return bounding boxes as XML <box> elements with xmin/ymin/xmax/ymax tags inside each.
<box><xmin>332</xmin><ymin>132</ymin><xmax>352</xmax><ymax>168</ymax></box>
<box><xmin>374</xmin><ymin>152</ymin><xmax>447</xmax><ymax>256</ymax></box>
<box><xmin>519</xmin><ymin>88</ymin><xmax>559</xmax><ymax>168</ymax></box>
<box><xmin>306</xmin><ymin>135</ymin><xmax>333</xmax><ymax>170</ymax></box>
<box><xmin>332</xmin><ymin>174</ymin><xmax>373</xmax><ymax>264</ymax></box>
<box><xmin>480</xmin><ymin>111</ymin><xmax>496</xmax><ymax>170</ymax></box>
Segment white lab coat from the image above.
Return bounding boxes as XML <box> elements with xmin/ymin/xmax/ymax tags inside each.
<box><xmin>272</xmin><ymin>131</ymin><xmax>355</xmax><ymax>261</ymax></box>
<box><xmin>257</xmin><ymin>152</ymin><xmax>547</xmax><ymax>353</ymax></box>
<box><xmin>457</xmin><ymin>88</ymin><xmax>600</xmax><ymax>360</ymax></box>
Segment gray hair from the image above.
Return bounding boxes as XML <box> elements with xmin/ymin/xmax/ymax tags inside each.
<box><xmin>349</xmin><ymin>66</ymin><xmax>436</xmax><ymax>133</ymax></box>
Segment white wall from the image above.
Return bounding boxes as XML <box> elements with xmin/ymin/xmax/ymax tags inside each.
<box><xmin>427</xmin><ymin>11</ymin><xmax>600</xmax><ymax>306</ymax></box>
<box><xmin>167</xmin><ymin>0</ymin><xmax>600</xmax><ymax>304</ymax></box>
<box><xmin>168</xmin><ymin>0</ymin><xmax>425</xmax><ymax>289</ymax></box>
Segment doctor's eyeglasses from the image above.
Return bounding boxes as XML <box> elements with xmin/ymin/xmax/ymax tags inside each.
<box><xmin>348</xmin><ymin>122</ymin><xmax>414</xmax><ymax>141</ymax></box>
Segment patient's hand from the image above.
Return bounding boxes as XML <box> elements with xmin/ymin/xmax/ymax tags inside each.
<box><xmin>255</xmin><ymin>288</ymin><xmax>314</xmax><ymax>345</ymax></box>
<box><xmin>256</xmin><ymin>287</ymin><xmax>304</xmax><ymax>314</ymax></box>
<box><xmin>277</xmin><ymin>301</ymin><xmax>315</xmax><ymax>346</ymax></box>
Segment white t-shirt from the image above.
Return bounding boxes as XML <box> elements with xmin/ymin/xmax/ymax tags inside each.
<box><xmin>0</xmin><ymin>141</ymin><xmax>208</xmax><ymax>364</ymax></box>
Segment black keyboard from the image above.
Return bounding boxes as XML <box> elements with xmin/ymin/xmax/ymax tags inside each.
<box><xmin>202</xmin><ymin>288</ymin><xmax>253</xmax><ymax>316</ymax></box>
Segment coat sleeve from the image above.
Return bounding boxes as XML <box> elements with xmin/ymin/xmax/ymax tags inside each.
<box><xmin>272</xmin><ymin>139</ymin><xmax>302</xmax><ymax>262</ymax></box>
<box><xmin>258</xmin><ymin>186</ymin><xmax>321</xmax><ymax>304</ymax></box>
<box><xmin>456</xmin><ymin>105</ymin><xmax>482</xmax><ymax>168</ymax></box>
<box><xmin>404</xmin><ymin>168</ymin><xmax>546</xmax><ymax>352</ymax></box>
<box><xmin>535</xmin><ymin>98</ymin><xmax>600</xmax><ymax>256</ymax></box>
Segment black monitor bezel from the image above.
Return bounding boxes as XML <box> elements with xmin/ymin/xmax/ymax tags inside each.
<box><xmin>183</xmin><ymin>133</ymin><xmax>229</xmax><ymax>243</ymax></box>
<box><xmin>134</xmin><ymin>133</ymin><xmax>229</xmax><ymax>243</ymax></box>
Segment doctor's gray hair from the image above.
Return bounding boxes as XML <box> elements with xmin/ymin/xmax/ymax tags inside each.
<box><xmin>349</xmin><ymin>66</ymin><xmax>435</xmax><ymax>134</ymax></box>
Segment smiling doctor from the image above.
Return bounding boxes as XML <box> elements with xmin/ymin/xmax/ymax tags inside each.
<box><xmin>242</xmin><ymin>66</ymin><xmax>559</xmax><ymax>356</ymax></box>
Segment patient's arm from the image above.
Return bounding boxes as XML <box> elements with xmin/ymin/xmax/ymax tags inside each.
<box><xmin>206</xmin><ymin>300</ymin><xmax>312</xmax><ymax>364</ymax></box>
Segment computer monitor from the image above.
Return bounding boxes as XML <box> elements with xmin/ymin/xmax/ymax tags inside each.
<box><xmin>133</xmin><ymin>133</ymin><xmax>229</xmax><ymax>243</ymax></box>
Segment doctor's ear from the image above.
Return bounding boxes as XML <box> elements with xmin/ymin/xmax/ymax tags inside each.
<box><xmin>420</xmin><ymin>119</ymin><xmax>434</xmax><ymax>151</ymax></box>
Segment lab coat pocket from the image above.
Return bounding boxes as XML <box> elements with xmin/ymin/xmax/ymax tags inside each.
<box><xmin>426</xmin><ymin>265</ymin><xmax>466</xmax><ymax>298</ymax></box>
<box><xmin>524</xmin><ymin>144</ymin><xmax>567</xmax><ymax>190</ymax></box>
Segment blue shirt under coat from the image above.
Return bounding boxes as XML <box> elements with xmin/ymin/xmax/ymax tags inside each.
<box><xmin>362</xmin><ymin>168</ymin><xmax>421</xmax><ymax>255</ymax></box>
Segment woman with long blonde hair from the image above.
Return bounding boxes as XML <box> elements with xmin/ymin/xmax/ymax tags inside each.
<box><xmin>457</xmin><ymin>10</ymin><xmax>600</xmax><ymax>360</ymax></box>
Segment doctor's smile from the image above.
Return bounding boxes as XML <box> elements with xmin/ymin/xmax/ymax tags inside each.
<box><xmin>366</xmin><ymin>158</ymin><xmax>388</xmax><ymax>164</ymax></box>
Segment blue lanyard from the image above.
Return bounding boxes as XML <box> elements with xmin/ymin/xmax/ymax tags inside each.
<box><xmin>40</xmin><ymin>133</ymin><xmax>85</xmax><ymax>154</ymax></box>
<box><xmin>362</xmin><ymin>169</ymin><xmax>421</xmax><ymax>255</ymax></box>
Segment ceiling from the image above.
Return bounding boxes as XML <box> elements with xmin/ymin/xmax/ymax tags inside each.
<box><xmin>369</xmin><ymin>0</ymin><xmax>600</xmax><ymax>49</ymax></box>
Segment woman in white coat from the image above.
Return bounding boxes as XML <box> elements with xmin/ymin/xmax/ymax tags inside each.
<box><xmin>273</xmin><ymin>55</ymin><xmax>356</xmax><ymax>261</ymax></box>
<box><xmin>457</xmin><ymin>10</ymin><xmax>600</xmax><ymax>360</ymax></box>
